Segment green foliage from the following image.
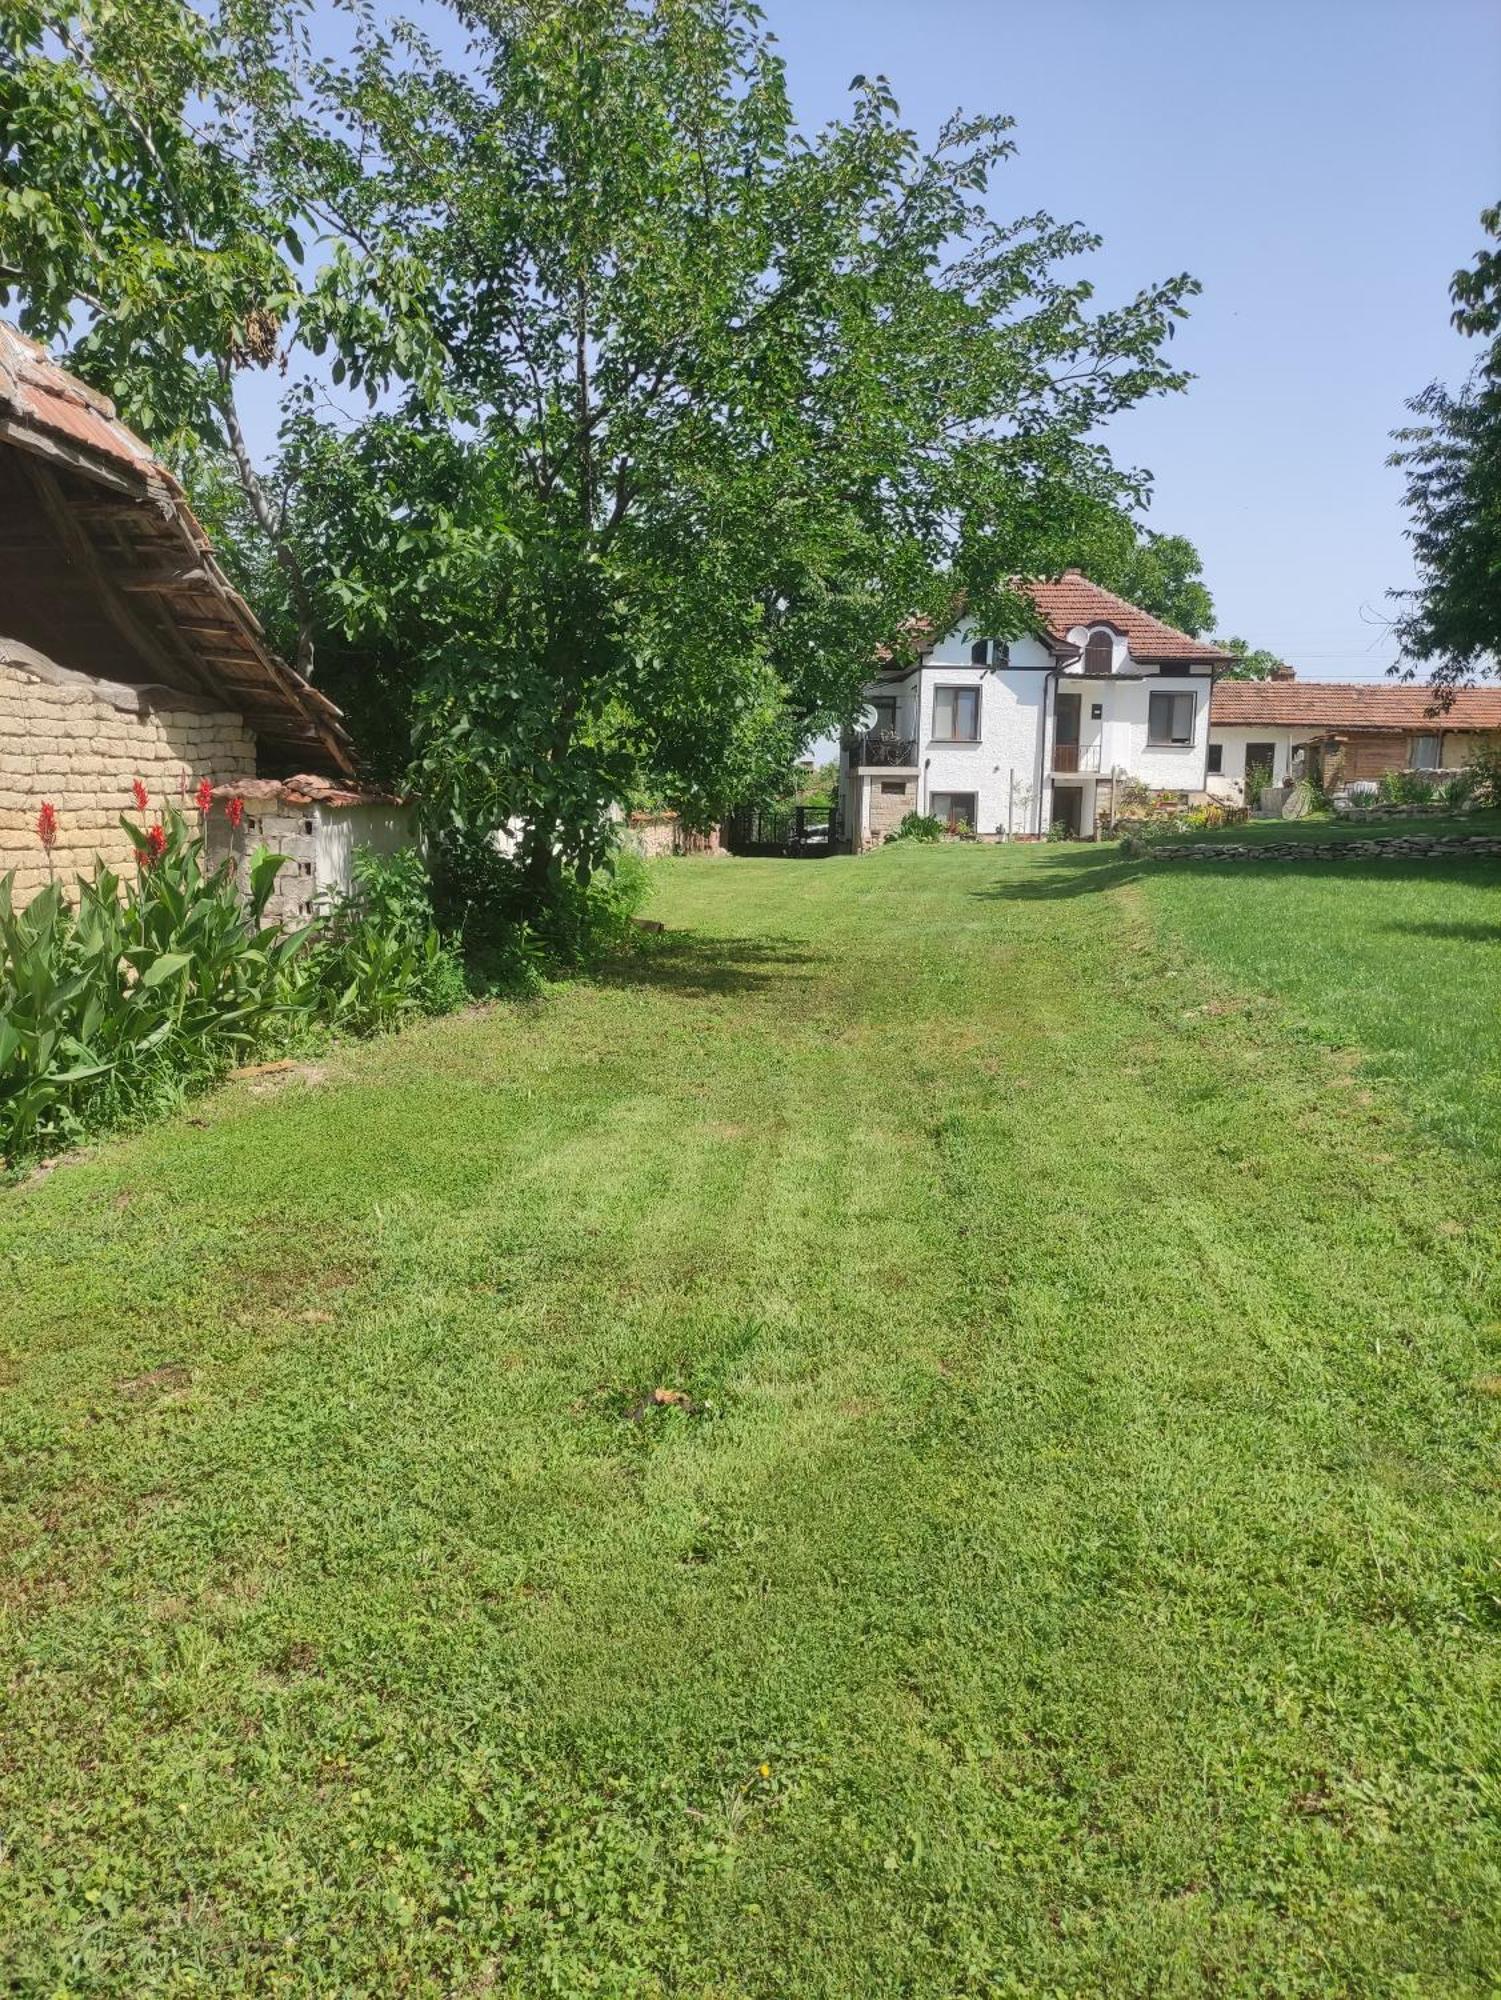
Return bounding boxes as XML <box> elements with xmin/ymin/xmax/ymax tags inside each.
<box><xmin>307</xmin><ymin>847</ymin><xmax>468</xmax><ymax>1037</ymax></box>
<box><xmin>1462</xmin><ymin>747</ymin><xmax>1501</xmax><ymax>807</ymax></box>
<box><xmin>888</xmin><ymin>811</ymin><xmax>944</xmax><ymax>843</ymax></box>
<box><xmin>1390</xmin><ymin>202</ymin><xmax>1501</xmax><ymax>694</ymax></box>
<box><xmin>2</xmin><ymin>0</ymin><xmax>1202</xmax><ymax>893</ymax></box>
<box><xmin>0</xmin><ymin>808</ymin><xmax>308</xmax><ymax>1162</ymax></box>
<box><xmin>1376</xmin><ymin>768</ymin><xmax>1438</xmax><ymax>806</ymax></box>
<box><xmin>1213</xmin><ymin>634</ymin><xmax>1292</xmax><ymax>681</ymax></box>
<box><xmin>1068</xmin><ymin>520</ymin><xmax>1216</xmax><ymax>635</ymax></box>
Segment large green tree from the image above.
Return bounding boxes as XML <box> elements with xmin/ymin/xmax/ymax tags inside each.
<box><xmin>2</xmin><ymin>0</ymin><xmax>1203</xmax><ymax>885</ymax></box>
<box><xmin>1389</xmin><ymin>202</ymin><xmax>1501</xmax><ymax>693</ymax></box>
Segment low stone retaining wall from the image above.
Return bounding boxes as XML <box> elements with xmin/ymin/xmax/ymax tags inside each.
<box><xmin>1331</xmin><ymin>800</ymin><xmax>1484</xmax><ymax>822</ymax></box>
<box><xmin>1139</xmin><ymin>833</ymin><xmax>1501</xmax><ymax>863</ymax></box>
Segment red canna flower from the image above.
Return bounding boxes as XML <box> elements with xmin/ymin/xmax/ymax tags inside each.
<box><xmin>132</xmin><ymin>778</ymin><xmax>149</xmax><ymax>814</ymax></box>
<box><xmin>227</xmin><ymin>796</ymin><xmax>245</xmax><ymax>830</ymax></box>
<box><xmin>196</xmin><ymin>777</ymin><xmax>214</xmax><ymax>815</ymax></box>
<box><xmin>143</xmin><ymin>822</ymin><xmax>168</xmax><ymax>869</ymax></box>
<box><xmin>37</xmin><ymin>801</ymin><xmax>57</xmax><ymax>851</ymax></box>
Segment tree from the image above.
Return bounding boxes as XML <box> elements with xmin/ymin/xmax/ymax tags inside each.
<box><xmin>1063</xmin><ymin>516</ymin><xmax>1216</xmax><ymax>634</ymax></box>
<box><xmin>1212</xmin><ymin>635</ymin><xmax>1292</xmax><ymax>681</ymax></box>
<box><xmin>0</xmin><ymin>0</ymin><xmax>442</xmax><ymax>670</ymax></box>
<box><xmin>3</xmin><ymin>0</ymin><xmax>1203</xmax><ymax>893</ymax></box>
<box><xmin>1389</xmin><ymin>202</ymin><xmax>1501</xmax><ymax>694</ymax></box>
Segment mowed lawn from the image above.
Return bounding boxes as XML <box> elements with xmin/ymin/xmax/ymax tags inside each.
<box><xmin>2</xmin><ymin>845</ymin><xmax>1499</xmax><ymax>1996</ymax></box>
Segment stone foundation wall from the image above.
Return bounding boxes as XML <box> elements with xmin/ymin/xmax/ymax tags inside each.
<box><xmin>1</xmin><ymin>656</ymin><xmax>254</xmax><ymax>903</ymax></box>
<box><xmin>865</xmin><ymin>775</ymin><xmax>916</xmax><ymax>847</ymax></box>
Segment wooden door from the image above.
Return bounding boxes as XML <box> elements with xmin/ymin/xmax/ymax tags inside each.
<box><xmin>1054</xmin><ymin>691</ymin><xmax>1081</xmax><ymax>772</ymax></box>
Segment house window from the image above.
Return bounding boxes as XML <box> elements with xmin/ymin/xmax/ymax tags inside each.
<box><xmin>1409</xmin><ymin>733</ymin><xmax>1441</xmax><ymax>770</ymax></box>
<box><xmin>930</xmin><ymin>791</ymin><xmax>977</xmax><ymax>831</ymax></box>
<box><xmin>933</xmin><ymin>685</ymin><xmax>980</xmax><ymax>741</ymax></box>
<box><xmin>1148</xmin><ymin>690</ymin><xmax>1196</xmax><ymax>746</ymax></box>
<box><xmin>1084</xmin><ymin>630</ymin><xmax>1114</xmax><ymax>675</ymax></box>
<box><xmin>1206</xmin><ymin>742</ymin><xmax>1224</xmax><ymax>775</ymax></box>
<box><xmin>879</xmin><ymin>780</ymin><xmax>906</xmax><ymax>795</ymax></box>
<box><xmin>970</xmin><ymin>638</ymin><xmax>989</xmax><ymax>665</ymax></box>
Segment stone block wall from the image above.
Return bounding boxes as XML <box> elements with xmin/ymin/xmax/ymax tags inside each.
<box><xmin>1</xmin><ymin>658</ymin><xmax>255</xmax><ymax>903</ymax></box>
<box><xmin>865</xmin><ymin>774</ymin><xmax>916</xmax><ymax>847</ymax></box>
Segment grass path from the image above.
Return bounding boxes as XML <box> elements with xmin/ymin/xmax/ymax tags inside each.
<box><xmin>1</xmin><ymin>845</ymin><xmax>1497</xmax><ymax>1995</ymax></box>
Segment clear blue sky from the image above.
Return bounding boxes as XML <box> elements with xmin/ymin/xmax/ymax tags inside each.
<box><xmin>237</xmin><ymin>0</ymin><xmax>1501</xmax><ymax>682</ymax></box>
<box><xmin>763</xmin><ymin>0</ymin><xmax>1501</xmax><ymax>680</ymax></box>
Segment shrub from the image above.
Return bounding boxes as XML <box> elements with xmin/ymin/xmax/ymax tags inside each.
<box><xmin>1</xmin><ymin>803</ymin><xmax>309</xmax><ymax>1163</ymax></box>
<box><xmin>1465</xmin><ymin>749</ymin><xmax>1501</xmax><ymax>808</ymax></box>
<box><xmin>308</xmin><ymin>846</ymin><xmax>469</xmax><ymax>1036</ymax></box>
<box><xmin>1377</xmin><ymin>768</ymin><xmax>1437</xmax><ymax>805</ymax></box>
<box><xmin>887</xmin><ymin>812</ymin><xmax>944</xmax><ymax>843</ymax></box>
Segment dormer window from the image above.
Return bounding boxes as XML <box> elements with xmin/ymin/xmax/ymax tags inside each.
<box><xmin>968</xmin><ymin>638</ymin><xmax>1012</xmax><ymax>668</ymax></box>
<box><xmin>1084</xmin><ymin>629</ymin><xmax>1114</xmax><ymax>675</ymax></box>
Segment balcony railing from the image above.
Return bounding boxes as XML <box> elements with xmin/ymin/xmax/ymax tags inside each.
<box><xmin>1052</xmin><ymin>741</ymin><xmax>1101</xmax><ymax>775</ymax></box>
<box><xmin>847</xmin><ymin>727</ymin><xmax>917</xmax><ymax>767</ymax></box>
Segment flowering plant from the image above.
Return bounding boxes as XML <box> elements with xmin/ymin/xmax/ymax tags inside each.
<box><xmin>36</xmin><ymin>802</ymin><xmax>57</xmax><ymax>852</ymax></box>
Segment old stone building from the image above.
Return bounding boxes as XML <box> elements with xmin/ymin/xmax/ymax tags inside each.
<box><xmin>0</xmin><ymin>322</ymin><xmax>356</xmax><ymax>905</ymax></box>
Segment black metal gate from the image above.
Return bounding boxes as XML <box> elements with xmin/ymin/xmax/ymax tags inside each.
<box><xmin>724</xmin><ymin>804</ymin><xmax>838</xmax><ymax>857</ymax></box>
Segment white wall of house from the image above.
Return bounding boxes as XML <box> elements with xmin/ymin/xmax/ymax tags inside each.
<box><xmin>1206</xmin><ymin>725</ymin><xmax>1305</xmax><ymax>802</ymax></box>
<box><xmin>842</xmin><ymin>615</ymin><xmax>1216</xmax><ymax>845</ymax></box>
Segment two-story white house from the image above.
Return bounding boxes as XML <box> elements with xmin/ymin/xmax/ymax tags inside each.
<box><xmin>839</xmin><ymin>572</ymin><xmax>1231</xmax><ymax>847</ymax></box>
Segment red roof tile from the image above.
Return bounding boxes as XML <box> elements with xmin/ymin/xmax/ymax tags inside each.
<box><xmin>1210</xmin><ymin>680</ymin><xmax>1501</xmax><ymax>731</ymax></box>
<box><xmin>1025</xmin><ymin>572</ymin><xmax>1232</xmax><ymax>665</ymax></box>
<box><xmin>0</xmin><ymin>322</ymin><xmax>158</xmax><ymax>482</ymax></box>
<box><xmin>0</xmin><ymin>322</ymin><xmax>354</xmax><ymax>774</ymax></box>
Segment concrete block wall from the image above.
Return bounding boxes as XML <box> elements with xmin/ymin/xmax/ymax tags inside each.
<box><xmin>0</xmin><ymin>659</ymin><xmax>255</xmax><ymax>903</ymax></box>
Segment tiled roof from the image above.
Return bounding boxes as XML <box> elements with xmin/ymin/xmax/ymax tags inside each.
<box><xmin>209</xmin><ymin>775</ymin><xmax>405</xmax><ymax>810</ymax></box>
<box><xmin>1210</xmin><ymin>680</ymin><xmax>1501</xmax><ymax>731</ymax></box>
<box><xmin>0</xmin><ymin>321</ymin><xmax>353</xmax><ymax>774</ymax></box>
<box><xmin>1025</xmin><ymin>572</ymin><xmax>1233</xmax><ymax>664</ymax></box>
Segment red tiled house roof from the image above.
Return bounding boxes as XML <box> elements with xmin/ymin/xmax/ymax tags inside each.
<box><xmin>877</xmin><ymin>572</ymin><xmax>1232</xmax><ymax>669</ymax></box>
<box><xmin>1025</xmin><ymin>572</ymin><xmax>1233</xmax><ymax>666</ymax></box>
<box><xmin>0</xmin><ymin>321</ymin><xmax>353</xmax><ymax>774</ymax></box>
<box><xmin>1210</xmin><ymin>681</ymin><xmax>1501</xmax><ymax>732</ymax></box>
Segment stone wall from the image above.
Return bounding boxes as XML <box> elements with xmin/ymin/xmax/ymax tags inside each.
<box><xmin>621</xmin><ymin>811</ymin><xmax>724</xmax><ymax>860</ymax></box>
<box><xmin>866</xmin><ymin>774</ymin><xmax>916</xmax><ymax>846</ymax></box>
<box><xmin>1138</xmin><ymin>833</ymin><xmax>1501</xmax><ymax>863</ymax></box>
<box><xmin>1</xmin><ymin>656</ymin><xmax>255</xmax><ymax>903</ymax></box>
<box><xmin>1331</xmin><ymin>799</ymin><xmax>1484</xmax><ymax>821</ymax></box>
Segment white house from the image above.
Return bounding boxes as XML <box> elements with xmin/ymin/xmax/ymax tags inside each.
<box><xmin>839</xmin><ymin>573</ymin><xmax>1231</xmax><ymax>847</ymax></box>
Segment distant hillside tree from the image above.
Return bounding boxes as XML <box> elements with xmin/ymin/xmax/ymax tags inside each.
<box><xmin>1213</xmin><ymin>635</ymin><xmax>1293</xmax><ymax>681</ymax></box>
<box><xmin>1390</xmin><ymin>201</ymin><xmax>1501</xmax><ymax>694</ymax></box>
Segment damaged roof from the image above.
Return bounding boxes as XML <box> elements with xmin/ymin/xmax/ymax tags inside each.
<box><xmin>0</xmin><ymin>322</ymin><xmax>354</xmax><ymax>775</ymax></box>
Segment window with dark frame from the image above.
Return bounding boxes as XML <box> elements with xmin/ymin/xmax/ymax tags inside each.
<box><xmin>1084</xmin><ymin>629</ymin><xmax>1114</xmax><ymax>675</ymax></box>
<box><xmin>1147</xmin><ymin>690</ymin><xmax>1196</xmax><ymax>746</ymax></box>
<box><xmin>1206</xmin><ymin>742</ymin><xmax>1224</xmax><ymax>774</ymax></box>
<box><xmin>970</xmin><ymin>638</ymin><xmax>989</xmax><ymax>665</ymax></box>
<box><xmin>932</xmin><ymin>684</ymin><xmax>980</xmax><ymax>741</ymax></box>
<box><xmin>930</xmin><ymin>791</ymin><xmax>977</xmax><ymax>831</ymax></box>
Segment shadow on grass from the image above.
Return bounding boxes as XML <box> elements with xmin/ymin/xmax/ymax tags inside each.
<box><xmin>1385</xmin><ymin>918</ymin><xmax>1501</xmax><ymax>944</ymax></box>
<box><xmin>972</xmin><ymin>848</ymin><xmax>1144</xmax><ymax>901</ymax></box>
<box><xmin>598</xmin><ymin>930</ymin><xmax>825</xmax><ymax>998</ymax></box>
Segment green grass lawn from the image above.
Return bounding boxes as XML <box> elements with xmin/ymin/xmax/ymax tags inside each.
<box><xmin>2</xmin><ymin>844</ymin><xmax>1499</xmax><ymax>1995</ymax></box>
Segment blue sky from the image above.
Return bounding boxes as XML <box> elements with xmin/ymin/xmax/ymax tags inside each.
<box><xmin>236</xmin><ymin>0</ymin><xmax>1501</xmax><ymax>683</ymax></box>
<box><xmin>762</xmin><ymin>0</ymin><xmax>1501</xmax><ymax>680</ymax></box>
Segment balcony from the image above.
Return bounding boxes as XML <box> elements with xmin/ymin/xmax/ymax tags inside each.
<box><xmin>847</xmin><ymin>727</ymin><xmax>917</xmax><ymax>769</ymax></box>
<box><xmin>1051</xmin><ymin>741</ymin><xmax>1102</xmax><ymax>775</ymax></box>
